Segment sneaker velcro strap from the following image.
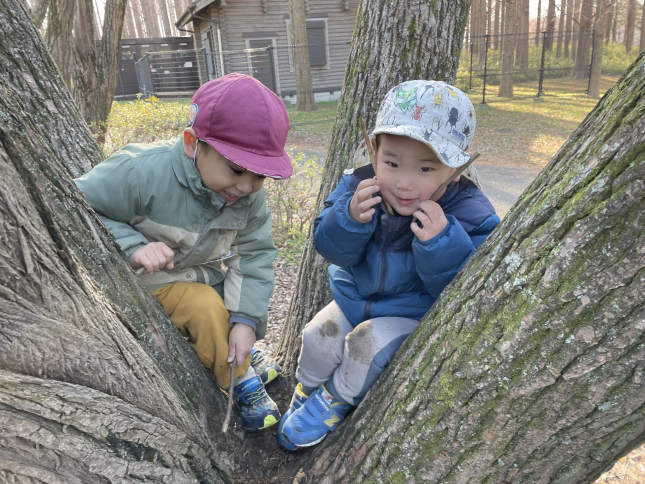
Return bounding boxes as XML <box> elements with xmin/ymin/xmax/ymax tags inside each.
<box><xmin>305</xmin><ymin>393</ymin><xmax>346</xmax><ymax>431</ymax></box>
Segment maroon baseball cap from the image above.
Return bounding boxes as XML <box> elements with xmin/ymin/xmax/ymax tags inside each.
<box><xmin>188</xmin><ymin>73</ymin><xmax>292</xmax><ymax>179</ymax></box>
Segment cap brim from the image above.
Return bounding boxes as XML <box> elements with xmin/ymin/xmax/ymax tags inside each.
<box><xmin>202</xmin><ymin>138</ymin><xmax>293</xmax><ymax>179</ymax></box>
<box><xmin>371</xmin><ymin>126</ymin><xmax>470</xmax><ymax>168</ymax></box>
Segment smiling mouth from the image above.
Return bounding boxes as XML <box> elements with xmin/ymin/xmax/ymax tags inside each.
<box><xmin>395</xmin><ymin>196</ymin><xmax>416</xmax><ymax>205</ymax></box>
<box><xmin>223</xmin><ymin>190</ymin><xmax>239</xmax><ymax>201</ymax></box>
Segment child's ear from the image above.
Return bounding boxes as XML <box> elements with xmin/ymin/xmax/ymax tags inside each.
<box><xmin>183</xmin><ymin>128</ymin><xmax>198</xmax><ymax>158</ymax></box>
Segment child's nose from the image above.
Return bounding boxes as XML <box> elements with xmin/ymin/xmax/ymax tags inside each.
<box><xmin>237</xmin><ymin>176</ymin><xmax>254</xmax><ymax>194</ymax></box>
<box><xmin>396</xmin><ymin>175</ymin><xmax>415</xmax><ymax>190</ymax></box>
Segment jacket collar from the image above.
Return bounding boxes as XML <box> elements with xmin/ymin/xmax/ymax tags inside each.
<box><xmin>170</xmin><ymin>138</ymin><xmax>251</xmax><ymax>210</ymax></box>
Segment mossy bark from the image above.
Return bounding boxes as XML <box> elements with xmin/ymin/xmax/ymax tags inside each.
<box><xmin>276</xmin><ymin>0</ymin><xmax>472</xmax><ymax>378</ymax></box>
<box><xmin>293</xmin><ymin>53</ymin><xmax>645</xmax><ymax>483</ymax></box>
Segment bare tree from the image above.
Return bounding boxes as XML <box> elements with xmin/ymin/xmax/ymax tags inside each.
<box><xmin>45</xmin><ymin>0</ymin><xmax>76</xmax><ymax>88</ymax></box>
<box><xmin>572</xmin><ymin>0</ymin><xmax>582</xmax><ymax>59</ymax></box>
<box><xmin>640</xmin><ymin>0</ymin><xmax>645</xmax><ymax>51</ymax></box>
<box><xmin>546</xmin><ymin>0</ymin><xmax>557</xmax><ymax>49</ymax></box>
<box><xmin>499</xmin><ymin>0</ymin><xmax>517</xmax><ymax>97</ymax></box>
<box><xmin>573</xmin><ymin>0</ymin><xmax>594</xmax><ymax>77</ymax></box>
<box><xmin>289</xmin><ymin>0</ymin><xmax>317</xmax><ymax>111</ymax></box>
<box><xmin>557</xmin><ymin>0</ymin><xmax>567</xmax><ymax>57</ymax></box>
<box><xmin>565</xmin><ymin>0</ymin><xmax>575</xmax><ymax>56</ymax></box>
<box><xmin>536</xmin><ymin>0</ymin><xmax>543</xmax><ymax>43</ymax></box>
<box><xmin>589</xmin><ymin>0</ymin><xmax>609</xmax><ymax>98</ymax></box>
<box><xmin>605</xmin><ymin>0</ymin><xmax>615</xmax><ymax>41</ymax></box>
<box><xmin>625</xmin><ymin>0</ymin><xmax>636</xmax><ymax>53</ymax></box>
<box><xmin>494</xmin><ymin>0</ymin><xmax>501</xmax><ymax>48</ymax></box>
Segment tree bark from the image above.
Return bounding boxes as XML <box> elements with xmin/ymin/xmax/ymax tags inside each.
<box><xmin>571</xmin><ymin>0</ymin><xmax>582</xmax><ymax>59</ymax></box>
<box><xmin>277</xmin><ymin>0</ymin><xmax>472</xmax><ymax>378</ymax></box>
<box><xmin>625</xmin><ymin>0</ymin><xmax>636</xmax><ymax>53</ymax></box>
<box><xmin>605</xmin><ymin>0</ymin><xmax>615</xmax><ymax>41</ymax></box>
<box><xmin>31</xmin><ymin>0</ymin><xmax>50</xmax><ymax>30</ymax></box>
<box><xmin>293</xmin><ymin>50</ymin><xmax>645</xmax><ymax>483</ymax></box>
<box><xmin>158</xmin><ymin>0</ymin><xmax>173</xmax><ymax>38</ymax></box>
<box><xmin>573</xmin><ymin>0</ymin><xmax>594</xmax><ymax>77</ymax></box>
<box><xmin>498</xmin><ymin>0</ymin><xmax>516</xmax><ymax>97</ymax></box>
<box><xmin>546</xmin><ymin>0</ymin><xmax>557</xmax><ymax>49</ymax></box>
<box><xmin>565</xmin><ymin>0</ymin><xmax>575</xmax><ymax>57</ymax></box>
<box><xmin>639</xmin><ymin>0</ymin><xmax>645</xmax><ymax>52</ymax></box>
<box><xmin>290</xmin><ymin>0</ymin><xmax>317</xmax><ymax>111</ymax></box>
<box><xmin>536</xmin><ymin>0</ymin><xmax>542</xmax><ymax>44</ymax></box>
<box><xmin>589</xmin><ymin>0</ymin><xmax>607</xmax><ymax>98</ymax></box>
<box><xmin>45</xmin><ymin>0</ymin><xmax>77</xmax><ymax>89</ymax></box>
<box><xmin>557</xmin><ymin>0</ymin><xmax>567</xmax><ymax>57</ymax></box>
<box><xmin>494</xmin><ymin>0</ymin><xmax>501</xmax><ymax>48</ymax></box>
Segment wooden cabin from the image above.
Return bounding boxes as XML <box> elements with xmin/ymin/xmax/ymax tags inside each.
<box><xmin>175</xmin><ymin>0</ymin><xmax>358</xmax><ymax>102</ymax></box>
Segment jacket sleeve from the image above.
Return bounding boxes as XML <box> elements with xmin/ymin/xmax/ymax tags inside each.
<box><xmin>223</xmin><ymin>188</ymin><xmax>275</xmax><ymax>339</ymax></box>
<box><xmin>74</xmin><ymin>153</ymin><xmax>150</xmax><ymax>259</ymax></box>
<box><xmin>313</xmin><ymin>177</ymin><xmax>377</xmax><ymax>267</ymax></box>
<box><xmin>413</xmin><ymin>213</ymin><xmax>499</xmax><ymax>299</ymax></box>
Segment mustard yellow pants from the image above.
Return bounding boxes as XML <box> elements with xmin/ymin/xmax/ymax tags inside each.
<box><xmin>152</xmin><ymin>282</ymin><xmax>251</xmax><ymax>388</ymax></box>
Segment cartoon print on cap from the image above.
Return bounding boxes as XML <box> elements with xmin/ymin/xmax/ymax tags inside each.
<box><xmin>434</xmin><ymin>93</ymin><xmax>443</xmax><ymax>109</ymax></box>
<box><xmin>394</xmin><ymin>87</ymin><xmax>418</xmax><ymax>113</ymax></box>
<box><xmin>189</xmin><ymin>103</ymin><xmax>199</xmax><ymax>126</ymax></box>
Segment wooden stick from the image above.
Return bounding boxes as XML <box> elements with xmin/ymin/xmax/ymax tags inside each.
<box><xmin>360</xmin><ymin>118</ymin><xmax>394</xmax><ymax>215</ymax></box>
<box><xmin>412</xmin><ymin>152</ymin><xmax>481</xmax><ymax>224</ymax></box>
<box><xmin>429</xmin><ymin>152</ymin><xmax>480</xmax><ymax>202</ymax></box>
<box><xmin>221</xmin><ymin>362</ymin><xmax>236</xmax><ymax>433</ymax></box>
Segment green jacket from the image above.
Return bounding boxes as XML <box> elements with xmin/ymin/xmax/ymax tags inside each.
<box><xmin>75</xmin><ymin>138</ymin><xmax>275</xmax><ymax>338</ymax></box>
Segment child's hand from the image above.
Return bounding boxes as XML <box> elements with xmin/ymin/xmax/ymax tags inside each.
<box><xmin>130</xmin><ymin>242</ymin><xmax>175</xmax><ymax>274</ymax></box>
<box><xmin>228</xmin><ymin>323</ymin><xmax>256</xmax><ymax>366</ymax></box>
<box><xmin>349</xmin><ymin>178</ymin><xmax>381</xmax><ymax>223</ymax></box>
<box><xmin>411</xmin><ymin>201</ymin><xmax>448</xmax><ymax>242</ymax></box>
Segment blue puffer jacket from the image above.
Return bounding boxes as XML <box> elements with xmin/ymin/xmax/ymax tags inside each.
<box><xmin>313</xmin><ymin>165</ymin><xmax>501</xmax><ymax>326</ymax></box>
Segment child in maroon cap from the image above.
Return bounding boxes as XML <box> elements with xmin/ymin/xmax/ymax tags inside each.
<box><xmin>75</xmin><ymin>73</ymin><xmax>292</xmax><ymax>431</ymax></box>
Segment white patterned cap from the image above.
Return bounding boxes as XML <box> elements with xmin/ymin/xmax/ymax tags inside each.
<box><xmin>372</xmin><ymin>80</ymin><xmax>476</xmax><ymax>168</ymax></box>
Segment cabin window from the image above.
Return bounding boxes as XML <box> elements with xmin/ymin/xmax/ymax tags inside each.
<box><xmin>284</xmin><ymin>17</ymin><xmax>330</xmax><ymax>69</ymax></box>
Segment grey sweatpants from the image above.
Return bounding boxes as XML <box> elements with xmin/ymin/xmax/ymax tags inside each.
<box><xmin>295</xmin><ymin>302</ymin><xmax>419</xmax><ymax>406</ymax></box>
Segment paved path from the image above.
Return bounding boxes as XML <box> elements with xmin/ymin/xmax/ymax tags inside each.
<box><xmin>288</xmin><ymin>147</ymin><xmax>544</xmax><ymax>218</ymax></box>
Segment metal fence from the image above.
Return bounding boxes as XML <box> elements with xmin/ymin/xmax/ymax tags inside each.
<box><xmin>134</xmin><ymin>41</ymin><xmax>351</xmax><ymax>107</ymax></box>
<box><xmin>456</xmin><ymin>29</ymin><xmax>596</xmax><ymax>103</ymax></box>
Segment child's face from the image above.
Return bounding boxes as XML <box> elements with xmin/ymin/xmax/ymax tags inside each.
<box><xmin>195</xmin><ymin>143</ymin><xmax>266</xmax><ymax>205</ymax></box>
<box><xmin>375</xmin><ymin>134</ymin><xmax>458</xmax><ymax>216</ymax></box>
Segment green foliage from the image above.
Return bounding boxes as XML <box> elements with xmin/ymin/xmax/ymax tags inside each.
<box><xmin>264</xmin><ymin>151</ymin><xmax>323</xmax><ymax>265</ymax></box>
<box><xmin>103</xmin><ymin>95</ymin><xmax>189</xmax><ymax>157</ymax></box>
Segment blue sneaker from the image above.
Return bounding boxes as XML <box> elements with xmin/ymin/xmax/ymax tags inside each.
<box><xmin>277</xmin><ymin>383</ymin><xmax>309</xmax><ymax>450</ymax></box>
<box><xmin>250</xmin><ymin>347</ymin><xmax>281</xmax><ymax>385</ymax></box>
<box><xmin>233</xmin><ymin>376</ymin><xmax>281</xmax><ymax>431</ymax></box>
<box><xmin>280</xmin><ymin>384</ymin><xmax>352</xmax><ymax>447</ymax></box>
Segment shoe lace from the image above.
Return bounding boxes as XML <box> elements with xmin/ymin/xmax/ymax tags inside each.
<box><xmin>244</xmin><ymin>387</ymin><xmax>266</xmax><ymax>406</ymax></box>
<box><xmin>250</xmin><ymin>351</ymin><xmax>263</xmax><ymax>366</ymax></box>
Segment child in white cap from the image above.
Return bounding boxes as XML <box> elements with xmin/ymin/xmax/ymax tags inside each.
<box><xmin>278</xmin><ymin>80</ymin><xmax>501</xmax><ymax>448</ymax></box>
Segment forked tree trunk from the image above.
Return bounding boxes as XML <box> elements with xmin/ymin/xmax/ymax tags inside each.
<box><xmin>290</xmin><ymin>0</ymin><xmax>317</xmax><ymax>111</ymax></box>
<box><xmin>45</xmin><ymin>0</ymin><xmax>76</xmax><ymax>88</ymax></box>
<box><xmin>276</xmin><ymin>0</ymin><xmax>472</xmax><ymax>378</ymax></box>
<box><xmin>291</xmin><ymin>52</ymin><xmax>645</xmax><ymax>484</ymax></box>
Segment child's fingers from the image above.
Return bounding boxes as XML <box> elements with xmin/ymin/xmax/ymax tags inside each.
<box><xmin>357</xmin><ymin>184</ymin><xmax>380</xmax><ymax>203</ymax></box>
<box><xmin>359</xmin><ymin>208</ymin><xmax>376</xmax><ymax>221</ymax></box>
<box><xmin>359</xmin><ymin>194</ymin><xmax>381</xmax><ymax>213</ymax></box>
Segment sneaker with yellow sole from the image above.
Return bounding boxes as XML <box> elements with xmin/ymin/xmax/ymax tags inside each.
<box><xmin>250</xmin><ymin>347</ymin><xmax>281</xmax><ymax>385</ymax></box>
<box><xmin>233</xmin><ymin>375</ymin><xmax>281</xmax><ymax>431</ymax></box>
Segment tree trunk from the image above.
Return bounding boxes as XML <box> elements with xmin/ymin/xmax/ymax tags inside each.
<box><xmin>498</xmin><ymin>0</ymin><xmax>516</xmax><ymax>97</ymax></box>
<box><xmin>611</xmin><ymin>0</ymin><xmax>618</xmax><ymax>41</ymax></box>
<box><xmin>565</xmin><ymin>0</ymin><xmax>575</xmax><ymax>57</ymax></box>
<box><xmin>639</xmin><ymin>0</ymin><xmax>645</xmax><ymax>51</ymax></box>
<box><xmin>290</xmin><ymin>0</ymin><xmax>317</xmax><ymax>111</ymax></box>
<box><xmin>557</xmin><ymin>0</ymin><xmax>567</xmax><ymax>57</ymax></box>
<box><xmin>519</xmin><ymin>0</ymin><xmax>529</xmax><ymax>67</ymax></box>
<box><xmin>536</xmin><ymin>0</ymin><xmax>542</xmax><ymax>44</ymax></box>
<box><xmin>45</xmin><ymin>0</ymin><xmax>76</xmax><ymax>89</ymax></box>
<box><xmin>625</xmin><ymin>0</ymin><xmax>636</xmax><ymax>53</ymax></box>
<box><xmin>276</xmin><ymin>0</ymin><xmax>472</xmax><ymax>378</ymax></box>
<box><xmin>546</xmin><ymin>0</ymin><xmax>557</xmax><ymax>49</ymax></box>
<box><xmin>122</xmin><ymin>0</ymin><xmax>137</xmax><ymax>38</ymax></box>
<box><xmin>573</xmin><ymin>0</ymin><xmax>594</xmax><ymax>77</ymax></box>
<box><xmin>293</xmin><ymin>50</ymin><xmax>645</xmax><ymax>483</ymax></box>
<box><xmin>158</xmin><ymin>0</ymin><xmax>173</xmax><ymax>38</ymax></box>
<box><xmin>589</xmin><ymin>0</ymin><xmax>607</xmax><ymax>98</ymax></box>
<box><xmin>31</xmin><ymin>0</ymin><xmax>50</xmax><ymax>30</ymax></box>
<box><xmin>571</xmin><ymin>0</ymin><xmax>582</xmax><ymax>59</ymax></box>
<box><xmin>605</xmin><ymin>0</ymin><xmax>615</xmax><ymax>41</ymax></box>
<box><xmin>0</xmin><ymin>1</ymin><xmax>259</xmax><ymax>481</ymax></box>
<box><xmin>494</xmin><ymin>0</ymin><xmax>501</xmax><ymax>48</ymax></box>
